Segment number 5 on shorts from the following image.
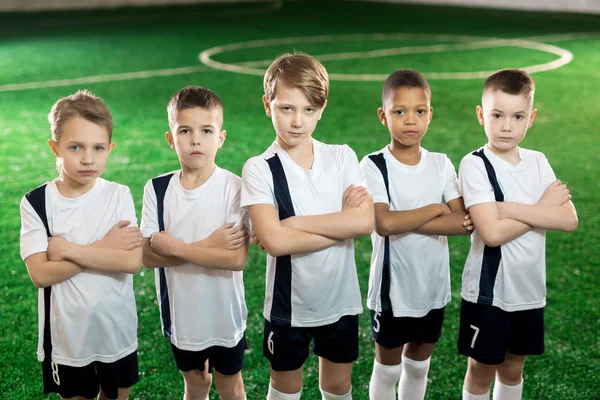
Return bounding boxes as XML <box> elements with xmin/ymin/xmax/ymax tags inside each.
<box><xmin>470</xmin><ymin>325</ymin><xmax>480</xmax><ymax>349</ymax></box>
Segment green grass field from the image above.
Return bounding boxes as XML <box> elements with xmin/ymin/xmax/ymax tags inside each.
<box><xmin>1</xmin><ymin>1</ymin><xmax>599</xmax><ymax>398</ymax></box>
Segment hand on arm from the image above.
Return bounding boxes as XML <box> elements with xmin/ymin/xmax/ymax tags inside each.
<box><xmin>147</xmin><ymin>223</ymin><xmax>249</xmax><ymax>271</ymax></box>
<box><xmin>25</xmin><ymin>252</ymin><xmax>83</xmax><ymax>288</ymax></box>
<box><xmin>497</xmin><ymin>180</ymin><xmax>578</xmax><ymax>232</ymax></box>
<box><xmin>249</xmin><ymin>204</ymin><xmax>339</xmax><ymax>257</ymax></box>
<box><xmin>415</xmin><ymin>197</ymin><xmax>474</xmax><ymax>236</ymax></box>
<box><xmin>47</xmin><ymin>221</ymin><xmax>143</xmax><ymax>274</ymax></box>
<box><xmin>373</xmin><ymin>201</ymin><xmax>446</xmax><ymax>237</ymax></box>
<box><xmin>280</xmin><ymin>185</ymin><xmax>375</xmax><ymax>240</ymax></box>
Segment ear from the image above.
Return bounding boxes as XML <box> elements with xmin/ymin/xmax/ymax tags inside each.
<box><xmin>107</xmin><ymin>142</ymin><xmax>115</xmax><ymax>154</ymax></box>
<box><xmin>377</xmin><ymin>107</ymin><xmax>387</xmax><ymax>126</ymax></box>
<box><xmin>165</xmin><ymin>131</ymin><xmax>174</xmax><ymax>149</ymax></box>
<box><xmin>218</xmin><ymin>129</ymin><xmax>227</xmax><ymax>148</ymax></box>
<box><xmin>476</xmin><ymin>105</ymin><xmax>485</xmax><ymax>126</ymax></box>
<box><xmin>317</xmin><ymin>99</ymin><xmax>327</xmax><ymax>120</ymax></box>
<box><xmin>262</xmin><ymin>95</ymin><xmax>272</xmax><ymax>117</ymax></box>
<box><xmin>429</xmin><ymin>106</ymin><xmax>434</xmax><ymax>122</ymax></box>
<box><xmin>528</xmin><ymin>108</ymin><xmax>537</xmax><ymax>128</ymax></box>
<box><xmin>48</xmin><ymin>139</ymin><xmax>59</xmax><ymax>157</ymax></box>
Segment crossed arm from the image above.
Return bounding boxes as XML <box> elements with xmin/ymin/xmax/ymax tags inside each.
<box><xmin>469</xmin><ymin>180</ymin><xmax>578</xmax><ymax>248</ymax></box>
<box><xmin>374</xmin><ymin>197</ymin><xmax>473</xmax><ymax>237</ymax></box>
<box><xmin>142</xmin><ymin>222</ymin><xmax>249</xmax><ymax>271</ymax></box>
<box><xmin>25</xmin><ymin>220</ymin><xmax>144</xmax><ymax>288</ymax></box>
<box><xmin>250</xmin><ymin>185</ymin><xmax>375</xmax><ymax>257</ymax></box>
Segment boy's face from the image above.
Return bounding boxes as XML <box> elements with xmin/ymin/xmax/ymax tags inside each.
<box><xmin>378</xmin><ymin>87</ymin><xmax>432</xmax><ymax>148</ymax></box>
<box><xmin>166</xmin><ymin>107</ymin><xmax>225</xmax><ymax>172</ymax></box>
<box><xmin>48</xmin><ymin>116</ymin><xmax>114</xmax><ymax>190</ymax></box>
<box><xmin>477</xmin><ymin>89</ymin><xmax>537</xmax><ymax>154</ymax></box>
<box><xmin>262</xmin><ymin>82</ymin><xmax>326</xmax><ymax>149</ymax></box>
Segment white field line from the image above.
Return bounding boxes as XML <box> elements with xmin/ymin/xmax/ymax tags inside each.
<box><xmin>1</xmin><ymin>31</ymin><xmax>598</xmax><ymax>92</ymax></box>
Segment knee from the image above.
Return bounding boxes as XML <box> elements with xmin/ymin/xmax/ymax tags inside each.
<box><xmin>466</xmin><ymin>361</ymin><xmax>496</xmax><ymax>389</ymax></box>
<box><xmin>184</xmin><ymin>369</ymin><xmax>212</xmax><ymax>395</ymax></box>
<box><xmin>497</xmin><ymin>360</ymin><xmax>524</xmax><ymax>385</ymax></box>
<box><xmin>215</xmin><ymin>378</ymin><xmax>244</xmax><ymax>400</ymax></box>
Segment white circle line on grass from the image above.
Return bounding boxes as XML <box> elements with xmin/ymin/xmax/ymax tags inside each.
<box><xmin>199</xmin><ymin>33</ymin><xmax>574</xmax><ymax>80</ymax></box>
<box><xmin>0</xmin><ymin>31</ymin><xmax>596</xmax><ymax>92</ymax></box>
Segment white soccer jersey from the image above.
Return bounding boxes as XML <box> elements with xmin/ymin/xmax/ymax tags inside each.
<box><xmin>140</xmin><ymin>167</ymin><xmax>248</xmax><ymax>351</ymax></box>
<box><xmin>241</xmin><ymin>139</ymin><xmax>363</xmax><ymax>327</ymax></box>
<box><xmin>361</xmin><ymin>146</ymin><xmax>461</xmax><ymax>317</ymax></box>
<box><xmin>19</xmin><ymin>178</ymin><xmax>138</xmax><ymax>367</ymax></box>
<box><xmin>459</xmin><ymin>146</ymin><xmax>556</xmax><ymax>312</ymax></box>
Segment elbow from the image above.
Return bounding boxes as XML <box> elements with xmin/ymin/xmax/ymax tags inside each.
<box><xmin>358</xmin><ymin>214</ymin><xmax>375</xmax><ymax>237</ymax></box>
<box><xmin>563</xmin><ymin>216</ymin><xmax>579</xmax><ymax>232</ymax></box>
<box><xmin>126</xmin><ymin>252</ymin><xmax>143</xmax><ymax>274</ymax></box>
<box><xmin>479</xmin><ymin>231</ymin><xmax>503</xmax><ymax>248</ymax></box>
<box><xmin>230</xmin><ymin>251</ymin><xmax>248</xmax><ymax>271</ymax></box>
<box><xmin>259</xmin><ymin>234</ymin><xmax>285</xmax><ymax>257</ymax></box>
<box><xmin>374</xmin><ymin>218</ymin><xmax>389</xmax><ymax>237</ymax></box>
<box><xmin>30</xmin><ymin>275</ymin><xmax>49</xmax><ymax>289</ymax></box>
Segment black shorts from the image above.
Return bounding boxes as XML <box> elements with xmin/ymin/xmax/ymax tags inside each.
<box><xmin>170</xmin><ymin>335</ymin><xmax>247</xmax><ymax>376</ymax></box>
<box><xmin>371</xmin><ymin>307</ymin><xmax>445</xmax><ymax>349</ymax></box>
<box><xmin>263</xmin><ymin>315</ymin><xmax>359</xmax><ymax>371</ymax></box>
<box><xmin>42</xmin><ymin>351</ymin><xmax>139</xmax><ymax>399</ymax></box>
<box><xmin>458</xmin><ymin>299</ymin><xmax>545</xmax><ymax>365</ymax></box>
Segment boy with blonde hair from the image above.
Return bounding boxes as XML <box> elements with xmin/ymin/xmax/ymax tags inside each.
<box><xmin>242</xmin><ymin>53</ymin><xmax>374</xmax><ymax>400</ymax></box>
<box><xmin>458</xmin><ymin>69</ymin><xmax>578</xmax><ymax>400</ymax></box>
<box><xmin>141</xmin><ymin>86</ymin><xmax>249</xmax><ymax>400</ymax></box>
<box><xmin>20</xmin><ymin>90</ymin><xmax>142</xmax><ymax>400</ymax></box>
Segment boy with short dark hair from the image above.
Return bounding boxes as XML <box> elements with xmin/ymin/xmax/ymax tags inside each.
<box><xmin>141</xmin><ymin>86</ymin><xmax>249</xmax><ymax>400</ymax></box>
<box><xmin>458</xmin><ymin>69</ymin><xmax>578</xmax><ymax>400</ymax></box>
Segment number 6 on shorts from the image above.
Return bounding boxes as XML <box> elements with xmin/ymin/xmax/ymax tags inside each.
<box><xmin>268</xmin><ymin>331</ymin><xmax>275</xmax><ymax>354</ymax></box>
<box><xmin>470</xmin><ymin>325</ymin><xmax>480</xmax><ymax>349</ymax></box>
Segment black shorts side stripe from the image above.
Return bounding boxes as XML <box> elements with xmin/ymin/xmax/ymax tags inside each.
<box><xmin>152</xmin><ymin>174</ymin><xmax>175</xmax><ymax>339</ymax></box>
<box><xmin>25</xmin><ymin>184</ymin><xmax>53</xmax><ymax>360</ymax></box>
<box><xmin>266</xmin><ymin>154</ymin><xmax>295</xmax><ymax>325</ymax></box>
<box><xmin>368</xmin><ymin>153</ymin><xmax>392</xmax><ymax>311</ymax></box>
<box><xmin>472</xmin><ymin>150</ymin><xmax>504</xmax><ymax>306</ymax></box>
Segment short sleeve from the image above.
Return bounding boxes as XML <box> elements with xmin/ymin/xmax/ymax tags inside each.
<box><xmin>20</xmin><ymin>197</ymin><xmax>49</xmax><ymax>260</ymax></box>
<box><xmin>228</xmin><ymin>180</ymin><xmax>250</xmax><ymax>229</ymax></box>
<box><xmin>119</xmin><ymin>187</ymin><xmax>138</xmax><ymax>228</ymax></box>
<box><xmin>341</xmin><ymin>145</ymin><xmax>365</xmax><ymax>189</ymax></box>
<box><xmin>539</xmin><ymin>155</ymin><xmax>557</xmax><ymax>189</ymax></box>
<box><xmin>240</xmin><ymin>158</ymin><xmax>275</xmax><ymax>208</ymax></box>
<box><xmin>140</xmin><ymin>180</ymin><xmax>159</xmax><ymax>238</ymax></box>
<box><xmin>360</xmin><ymin>155</ymin><xmax>389</xmax><ymax>205</ymax></box>
<box><xmin>442</xmin><ymin>155</ymin><xmax>461</xmax><ymax>203</ymax></box>
<box><xmin>459</xmin><ymin>155</ymin><xmax>496</xmax><ymax>209</ymax></box>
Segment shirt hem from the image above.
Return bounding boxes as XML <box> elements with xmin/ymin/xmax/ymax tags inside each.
<box><xmin>461</xmin><ymin>293</ymin><xmax>546</xmax><ymax>312</ymax></box>
<box><xmin>170</xmin><ymin>329</ymin><xmax>245</xmax><ymax>352</ymax></box>
<box><xmin>264</xmin><ymin>307</ymin><xmax>363</xmax><ymax>328</ymax></box>
<box><xmin>40</xmin><ymin>341</ymin><xmax>138</xmax><ymax>367</ymax></box>
<box><xmin>367</xmin><ymin>298</ymin><xmax>450</xmax><ymax>318</ymax></box>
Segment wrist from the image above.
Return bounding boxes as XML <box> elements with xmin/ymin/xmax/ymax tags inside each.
<box><xmin>170</xmin><ymin>240</ymin><xmax>185</xmax><ymax>258</ymax></box>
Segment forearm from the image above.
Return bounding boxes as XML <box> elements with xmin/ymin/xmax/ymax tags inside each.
<box><xmin>27</xmin><ymin>257</ymin><xmax>83</xmax><ymax>288</ymax></box>
<box><xmin>377</xmin><ymin>204</ymin><xmax>442</xmax><ymax>236</ymax></box>
<box><xmin>171</xmin><ymin>241</ymin><xmax>247</xmax><ymax>271</ymax></box>
<box><xmin>500</xmin><ymin>202</ymin><xmax>578</xmax><ymax>232</ymax></box>
<box><xmin>415</xmin><ymin>210</ymin><xmax>471</xmax><ymax>236</ymax></box>
<box><xmin>284</xmin><ymin>207</ymin><xmax>373</xmax><ymax>240</ymax></box>
<box><xmin>65</xmin><ymin>243</ymin><xmax>142</xmax><ymax>274</ymax></box>
<box><xmin>261</xmin><ymin>225</ymin><xmax>339</xmax><ymax>257</ymax></box>
<box><xmin>142</xmin><ymin>240</ymin><xmax>185</xmax><ymax>268</ymax></box>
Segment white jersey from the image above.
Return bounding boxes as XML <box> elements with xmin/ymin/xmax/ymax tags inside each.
<box><xmin>241</xmin><ymin>139</ymin><xmax>363</xmax><ymax>327</ymax></box>
<box><xmin>361</xmin><ymin>146</ymin><xmax>461</xmax><ymax>317</ymax></box>
<box><xmin>140</xmin><ymin>167</ymin><xmax>248</xmax><ymax>351</ymax></box>
<box><xmin>19</xmin><ymin>178</ymin><xmax>138</xmax><ymax>367</ymax></box>
<box><xmin>459</xmin><ymin>146</ymin><xmax>556</xmax><ymax>312</ymax></box>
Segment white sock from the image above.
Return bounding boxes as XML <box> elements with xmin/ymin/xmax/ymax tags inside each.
<box><xmin>493</xmin><ymin>379</ymin><xmax>523</xmax><ymax>400</ymax></box>
<box><xmin>267</xmin><ymin>384</ymin><xmax>302</xmax><ymax>400</ymax></box>
<box><xmin>321</xmin><ymin>387</ymin><xmax>352</xmax><ymax>400</ymax></box>
<box><xmin>463</xmin><ymin>387</ymin><xmax>490</xmax><ymax>400</ymax></box>
<box><xmin>368</xmin><ymin>359</ymin><xmax>402</xmax><ymax>400</ymax></box>
<box><xmin>397</xmin><ymin>355</ymin><xmax>431</xmax><ymax>400</ymax></box>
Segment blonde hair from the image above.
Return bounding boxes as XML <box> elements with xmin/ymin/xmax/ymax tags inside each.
<box><xmin>48</xmin><ymin>90</ymin><xmax>113</xmax><ymax>142</ymax></box>
<box><xmin>263</xmin><ymin>53</ymin><xmax>329</xmax><ymax>107</ymax></box>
